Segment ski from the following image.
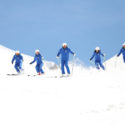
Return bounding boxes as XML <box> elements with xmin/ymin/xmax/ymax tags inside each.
<box><xmin>26</xmin><ymin>74</ymin><xmax>71</xmax><ymax>78</ymax></box>
<box><xmin>7</xmin><ymin>74</ymin><xmax>20</xmax><ymax>76</ymax></box>
<box><xmin>6</xmin><ymin>73</ymin><xmax>71</xmax><ymax>78</ymax></box>
<box><xmin>27</xmin><ymin>74</ymin><xmax>37</xmax><ymax>77</ymax></box>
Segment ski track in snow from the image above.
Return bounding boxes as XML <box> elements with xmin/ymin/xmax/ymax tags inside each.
<box><xmin>0</xmin><ymin>45</ymin><xmax>125</xmax><ymax>125</ymax></box>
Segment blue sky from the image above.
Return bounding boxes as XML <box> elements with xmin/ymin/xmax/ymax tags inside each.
<box><xmin>0</xmin><ymin>0</ymin><xmax>125</xmax><ymax>65</ymax></box>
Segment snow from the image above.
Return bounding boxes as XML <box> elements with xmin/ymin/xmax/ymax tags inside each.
<box><xmin>0</xmin><ymin>45</ymin><xmax>125</xmax><ymax>125</ymax></box>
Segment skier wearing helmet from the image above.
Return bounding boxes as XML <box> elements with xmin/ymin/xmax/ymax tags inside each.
<box><xmin>90</xmin><ymin>47</ymin><xmax>105</xmax><ymax>70</ymax></box>
<box><xmin>30</xmin><ymin>50</ymin><xmax>44</xmax><ymax>75</ymax></box>
<box><xmin>56</xmin><ymin>43</ymin><xmax>76</xmax><ymax>75</ymax></box>
<box><xmin>12</xmin><ymin>51</ymin><xmax>23</xmax><ymax>73</ymax></box>
<box><xmin>117</xmin><ymin>43</ymin><xmax>125</xmax><ymax>63</ymax></box>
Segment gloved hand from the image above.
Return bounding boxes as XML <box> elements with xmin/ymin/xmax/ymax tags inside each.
<box><xmin>42</xmin><ymin>56</ymin><xmax>44</xmax><ymax>60</ymax></box>
<box><xmin>29</xmin><ymin>62</ymin><xmax>32</xmax><ymax>65</ymax></box>
<box><xmin>73</xmin><ymin>53</ymin><xmax>76</xmax><ymax>56</ymax></box>
<box><xmin>56</xmin><ymin>56</ymin><xmax>59</xmax><ymax>59</ymax></box>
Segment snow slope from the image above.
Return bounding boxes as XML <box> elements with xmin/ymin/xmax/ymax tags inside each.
<box><xmin>0</xmin><ymin>45</ymin><xmax>125</xmax><ymax>125</ymax></box>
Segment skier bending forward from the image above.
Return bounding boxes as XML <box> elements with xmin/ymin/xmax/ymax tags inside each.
<box><xmin>90</xmin><ymin>47</ymin><xmax>105</xmax><ymax>70</ymax></box>
<box><xmin>30</xmin><ymin>50</ymin><xmax>44</xmax><ymax>75</ymax></box>
<box><xmin>12</xmin><ymin>51</ymin><xmax>23</xmax><ymax>73</ymax></box>
<box><xmin>57</xmin><ymin>43</ymin><xmax>76</xmax><ymax>76</ymax></box>
<box><xmin>117</xmin><ymin>43</ymin><xmax>125</xmax><ymax>63</ymax></box>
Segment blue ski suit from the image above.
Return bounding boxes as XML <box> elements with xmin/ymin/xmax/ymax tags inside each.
<box><xmin>12</xmin><ymin>54</ymin><xmax>23</xmax><ymax>73</ymax></box>
<box><xmin>30</xmin><ymin>54</ymin><xmax>44</xmax><ymax>73</ymax></box>
<box><xmin>117</xmin><ymin>47</ymin><xmax>125</xmax><ymax>63</ymax></box>
<box><xmin>90</xmin><ymin>51</ymin><xmax>105</xmax><ymax>70</ymax></box>
<box><xmin>57</xmin><ymin>47</ymin><xmax>75</xmax><ymax>74</ymax></box>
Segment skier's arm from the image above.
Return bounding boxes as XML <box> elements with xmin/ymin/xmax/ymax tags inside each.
<box><xmin>117</xmin><ymin>49</ymin><xmax>122</xmax><ymax>57</ymax></box>
<box><xmin>57</xmin><ymin>49</ymin><xmax>61</xmax><ymax>57</ymax></box>
<box><xmin>30</xmin><ymin>56</ymin><xmax>36</xmax><ymax>64</ymax></box>
<box><xmin>100</xmin><ymin>52</ymin><xmax>105</xmax><ymax>57</ymax></box>
<box><xmin>69</xmin><ymin>49</ymin><xmax>75</xmax><ymax>55</ymax></box>
<box><xmin>12</xmin><ymin>56</ymin><xmax>15</xmax><ymax>64</ymax></box>
<box><xmin>21</xmin><ymin>55</ymin><xmax>24</xmax><ymax>62</ymax></box>
<box><xmin>90</xmin><ymin>52</ymin><xmax>95</xmax><ymax>61</ymax></box>
<box><xmin>40</xmin><ymin>54</ymin><xmax>44</xmax><ymax>60</ymax></box>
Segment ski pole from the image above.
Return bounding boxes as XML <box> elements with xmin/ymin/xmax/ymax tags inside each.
<box><xmin>90</xmin><ymin>60</ymin><xmax>94</xmax><ymax>65</ymax></box>
<box><xmin>103</xmin><ymin>56</ymin><xmax>106</xmax><ymax>69</ymax></box>
<box><xmin>42</xmin><ymin>57</ymin><xmax>46</xmax><ymax>72</ymax></box>
<box><xmin>56</xmin><ymin>57</ymin><xmax>61</xmax><ymax>71</ymax></box>
<box><xmin>71</xmin><ymin>55</ymin><xmax>76</xmax><ymax>75</ymax></box>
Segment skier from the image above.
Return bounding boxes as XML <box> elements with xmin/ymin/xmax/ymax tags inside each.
<box><xmin>90</xmin><ymin>47</ymin><xmax>105</xmax><ymax>70</ymax></box>
<box><xmin>12</xmin><ymin>51</ymin><xmax>23</xmax><ymax>73</ymax></box>
<box><xmin>30</xmin><ymin>50</ymin><xmax>44</xmax><ymax>75</ymax></box>
<box><xmin>117</xmin><ymin>43</ymin><xmax>125</xmax><ymax>63</ymax></box>
<box><xmin>56</xmin><ymin>43</ymin><xmax>76</xmax><ymax>76</ymax></box>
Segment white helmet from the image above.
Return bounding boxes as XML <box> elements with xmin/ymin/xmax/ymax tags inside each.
<box><xmin>15</xmin><ymin>50</ymin><xmax>20</xmax><ymax>54</ymax></box>
<box><xmin>35</xmin><ymin>49</ymin><xmax>40</xmax><ymax>53</ymax></box>
<box><xmin>62</xmin><ymin>43</ymin><xmax>67</xmax><ymax>47</ymax></box>
<box><xmin>95</xmin><ymin>47</ymin><xmax>100</xmax><ymax>51</ymax></box>
<box><xmin>123</xmin><ymin>43</ymin><xmax>125</xmax><ymax>46</ymax></box>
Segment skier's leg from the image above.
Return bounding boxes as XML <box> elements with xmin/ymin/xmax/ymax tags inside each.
<box><xmin>61</xmin><ymin>60</ymin><xmax>65</xmax><ymax>74</ymax></box>
<box><xmin>35</xmin><ymin>65</ymin><xmax>39</xmax><ymax>73</ymax></box>
<box><xmin>123</xmin><ymin>57</ymin><xmax>125</xmax><ymax>63</ymax></box>
<box><xmin>36</xmin><ymin>64</ymin><xmax>41</xmax><ymax>75</ymax></box>
<box><xmin>19</xmin><ymin>62</ymin><xmax>22</xmax><ymax>69</ymax></box>
<box><xmin>19</xmin><ymin>61</ymin><xmax>23</xmax><ymax>70</ymax></box>
<box><xmin>40</xmin><ymin>63</ymin><xmax>44</xmax><ymax>74</ymax></box>
<box><xmin>99</xmin><ymin>62</ymin><xmax>105</xmax><ymax>70</ymax></box>
<box><xmin>95</xmin><ymin>62</ymin><xmax>100</xmax><ymax>70</ymax></box>
<box><xmin>15</xmin><ymin>64</ymin><xmax>20</xmax><ymax>73</ymax></box>
<box><xmin>65</xmin><ymin>60</ymin><xmax>70</xmax><ymax>74</ymax></box>
<box><xmin>19</xmin><ymin>62</ymin><xmax>24</xmax><ymax>73</ymax></box>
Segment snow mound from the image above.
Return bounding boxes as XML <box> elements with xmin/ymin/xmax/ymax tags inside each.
<box><xmin>105</xmin><ymin>55</ymin><xmax>125</xmax><ymax>70</ymax></box>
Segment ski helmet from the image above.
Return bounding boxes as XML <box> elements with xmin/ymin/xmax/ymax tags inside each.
<box><xmin>123</xmin><ymin>43</ymin><xmax>125</xmax><ymax>46</ymax></box>
<box><xmin>15</xmin><ymin>50</ymin><xmax>20</xmax><ymax>54</ymax></box>
<box><xmin>35</xmin><ymin>49</ymin><xmax>40</xmax><ymax>53</ymax></box>
<box><xmin>62</xmin><ymin>43</ymin><xmax>67</xmax><ymax>47</ymax></box>
<box><xmin>95</xmin><ymin>47</ymin><xmax>100</xmax><ymax>51</ymax></box>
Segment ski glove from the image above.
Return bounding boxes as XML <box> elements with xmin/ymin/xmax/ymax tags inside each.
<box><xmin>29</xmin><ymin>62</ymin><xmax>32</xmax><ymax>65</ymax></box>
<box><xmin>73</xmin><ymin>53</ymin><xmax>76</xmax><ymax>56</ymax></box>
<box><xmin>56</xmin><ymin>56</ymin><xmax>59</xmax><ymax>59</ymax></box>
<box><xmin>42</xmin><ymin>56</ymin><xmax>44</xmax><ymax>60</ymax></box>
<box><xmin>103</xmin><ymin>54</ymin><xmax>106</xmax><ymax>57</ymax></box>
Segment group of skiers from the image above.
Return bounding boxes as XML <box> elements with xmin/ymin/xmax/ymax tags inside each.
<box><xmin>12</xmin><ymin>43</ymin><xmax>75</xmax><ymax>75</ymax></box>
<box><xmin>11</xmin><ymin>43</ymin><xmax>125</xmax><ymax>75</ymax></box>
